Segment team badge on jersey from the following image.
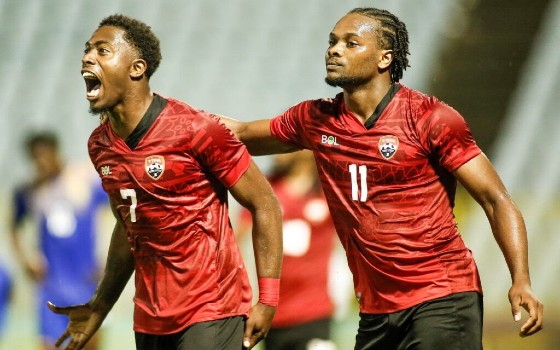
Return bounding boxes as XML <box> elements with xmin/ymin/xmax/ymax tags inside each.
<box><xmin>145</xmin><ymin>155</ymin><xmax>165</xmax><ymax>180</ymax></box>
<box><xmin>378</xmin><ymin>135</ymin><xmax>399</xmax><ymax>159</ymax></box>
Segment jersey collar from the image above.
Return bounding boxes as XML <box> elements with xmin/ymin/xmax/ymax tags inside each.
<box><xmin>363</xmin><ymin>83</ymin><xmax>402</xmax><ymax>130</ymax></box>
<box><xmin>125</xmin><ymin>94</ymin><xmax>168</xmax><ymax>150</ymax></box>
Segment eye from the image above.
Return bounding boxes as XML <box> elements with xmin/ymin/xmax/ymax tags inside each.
<box><xmin>328</xmin><ymin>39</ymin><xmax>336</xmax><ymax>47</ymax></box>
<box><xmin>347</xmin><ymin>41</ymin><xmax>358</xmax><ymax>48</ymax></box>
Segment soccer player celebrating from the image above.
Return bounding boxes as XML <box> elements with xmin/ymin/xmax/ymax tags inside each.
<box><xmin>48</xmin><ymin>14</ymin><xmax>283</xmax><ymax>350</ymax></box>
<box><xmin>221</xmin><ymin>7</ymin><xmax>543</xmax><ymax>350</ymax></box>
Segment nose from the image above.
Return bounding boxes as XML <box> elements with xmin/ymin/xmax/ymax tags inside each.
<box><xmin>82</xmin><ymin>50</ymin><xmax>95</xmax><ymax>67</ymax></box>
<box><xmin>327</xmin><ymin>42</ymin><xmax>342</xmax><ymax>57</ymax></box>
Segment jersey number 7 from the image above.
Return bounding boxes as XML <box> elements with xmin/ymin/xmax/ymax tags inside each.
<box><xmin>120</xmin><ymin>188</ymin><xmax>138</xmax><ymax>222</ymax></box>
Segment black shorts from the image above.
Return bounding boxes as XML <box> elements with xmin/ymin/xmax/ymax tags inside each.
<box><xmin>135</xmin><ymin>316</ymin><xmax>245</xmax><ymax>350</ymax></box>
<box><xmin>264</xmin><ymin>317</ymin><xmax>333</xmax><ymax>350</ymax></box>
<box><xmin>354</xmin><ymin>292</ymin><xmax>483</xmax><ymax>350</ymax></box>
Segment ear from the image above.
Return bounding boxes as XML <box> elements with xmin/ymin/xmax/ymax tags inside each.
<box><xmin>378</xmin><ymin>50</ymin><xmax>394</xmax><ymax>70</ymax></box>
<box><xmin>130</xmin><ymin>59</ymin><xmax>147</xmax><ymax>79</ymax></box>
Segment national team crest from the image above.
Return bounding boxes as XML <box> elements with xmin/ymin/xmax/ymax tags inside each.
<box><xmin>145</xmin><ymin>155</ymin><xmax>165</xmax><ymax>180</ymax></box>
<box><xmin>378</xmin><ymin>135</ymin><xmax>399</xmax><ymax>160</ymax></box>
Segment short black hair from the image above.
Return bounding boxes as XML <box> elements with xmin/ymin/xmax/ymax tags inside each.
<box><xmin>99</xmin><ymin>14</ymin><xmax>162</xmax><ymax>79</ymax></box>
<box><xmin>25</xmin><ymin>131</ymin><xmax>59</xmax><ymax>155</ymax></box>
<box><xmin>348</xmin><ymin>8</ymin><xmax>410</xmax><ymax>82</ymax></box>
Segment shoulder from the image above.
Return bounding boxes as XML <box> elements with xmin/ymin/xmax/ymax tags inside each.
<box><xmin>163</xmin><ymin>97</ymin><xmax>198</xmax><ymax>115</ymax></box>
<box><xmin>282</xmin><ymin>94</ymin><xmax>342</xmax><ymax>120</ymax></box>
<box><xmin>396</xmin><ymin>85</ymin><xmax>432</xmax><ymax>112</ymax></box>
<box><xmin>162</xmin><ymin>97</ymin><xmax>219</xmax><ymax>127</ymax></box>
<box><xmin>310</xmin><ymin>94</ymin><xmax>342</xmax><ymax>117</ymax></box>
<box><xmin>397</xmin><ymin>86</ymin><xmax>463</xmax><ymax>123</ymax></box>
<box><xmin>87</xmin><ymin>123</ymin><xmax>110</xmax><ymax>152</ymax></box>
<box><xmin>422</xmin><ymin>98</ymin><xmax>465</xmax><ymax>126</ymax></box>
<box><xmin>147</xmin><ymin>97</ymin><xmax>229</xmax><ymax>146</ymax></box>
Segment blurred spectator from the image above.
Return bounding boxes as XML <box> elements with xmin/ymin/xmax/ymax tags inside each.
<box><xmin>9</xmin><ymin>131</ymin><xmax>109</xmax><ymax>350</ymax></box>
<box><xmin>0</xmin><ymin>262</ymin><xmax>13</xmax><ymax>336</ymax></box>
<box><xmin>238</xmin><ymin>150</ymin><xmax>344</xmax><ymax>350</ymax></box>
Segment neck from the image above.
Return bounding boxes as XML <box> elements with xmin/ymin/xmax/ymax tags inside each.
<box><xmin>108</xmin><ymin>90</ymin><xmax>154</xmax><ymax>140</ymax></box>
<box><xmin>342</xmin><ymin>76</ymin><xmax>393</xmax><ymax>124</ymax></box>
<box><xmin>35</xmin><ymin>164</ymin><xmax>63</xmax><ymax>187</ymax></box>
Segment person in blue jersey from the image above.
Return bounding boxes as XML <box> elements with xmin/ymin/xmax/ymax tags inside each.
<box><xmin>10</xmin><ymin>131</ymin><xmax>110</xmax><ymax>350</ymax></box>
<box><xmin>0</xmin><ymin>261</ymin><xmax>13</xmax><ymax>336</ymax></box>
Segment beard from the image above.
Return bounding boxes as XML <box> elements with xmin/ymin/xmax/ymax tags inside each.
<box><xmin>89</xmin><ymin>106</ymin><xmax>109</xmax><ymax>116</ymax></box>
<box><xmin>325</xmin><ymin>74</ymin><xmax>371</xmax><ymax>88</ymax></box>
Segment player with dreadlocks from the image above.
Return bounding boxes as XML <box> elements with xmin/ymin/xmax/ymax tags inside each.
<box><xmin>221</xmin><ymin>6</ymin><xmax>543</xmax><ymax>350</ymax></box>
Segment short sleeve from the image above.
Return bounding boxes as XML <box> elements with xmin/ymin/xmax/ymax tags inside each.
<box><xmin>270</xmin><ymin>101</ymin><xmax>312</xmax><ymax>150</ymax></box>
<box><xmin>417</xmin><ymin>100</ymin><xmax>481</xmax><ymax>172</ymax></box>
<box><xmin>191</xmin><ymin>114</ymin><xmax>252</xmax><ymax>188</ymax></box>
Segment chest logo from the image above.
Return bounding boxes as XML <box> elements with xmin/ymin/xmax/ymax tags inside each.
<box><xmin>145</xmin><ymin>155</ymin><xmax>165</xmax><ymax>180</ymax></box>
<box><xmin>378</xmin><ymin>135</ymin><xmax>399</xmax><ymax>160</ymax></box>
<box><xmin>100</xmin><ymin>165</ymin><xmax>112</xmax><ymax>176</ymax></box>
<box><xmin>321</xmin><ymin>134</ymin><xmax>340</xmax><ymax>146</ymax></box>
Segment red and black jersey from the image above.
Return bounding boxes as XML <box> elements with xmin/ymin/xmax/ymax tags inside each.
<box><xmin>270</xmin><ymin>84</ymin><xmax>483</xmax><ymax>314</ymax></box>
<box><xmin>88</xmin><ymin>94</ymin><xmax>253</xmax><ymax>334</ymax></box>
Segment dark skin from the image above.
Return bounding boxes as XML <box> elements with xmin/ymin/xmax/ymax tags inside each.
<box><xmin>48</xmin><ymin>24</ymin><xmax>283</xmax><ymax>350</ymax></box>
<box><xmin>221</xmin><ymin>13</ymin><xmax>543</xmax><ymax>337</ymax></box>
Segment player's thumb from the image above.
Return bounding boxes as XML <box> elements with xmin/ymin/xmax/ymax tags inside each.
<box><xmin>47</xmin><ymin>301</ymin><xmax>77</xmax><ymax>315</ymax></box>
<box><xmin>47</xmin><ymin>301</ymin><xmax>63</xmax><ymax>314</ymax></box>
<box><xmin>510</xmin><ymin>299</ymin><xmax>522</xmax><ymax>322</ymax></box>
<box><xmin>242</xmin><ymin>322</ymin><xmax>254</xmax><ymax>349</ymax></box>
<box><xmin>508</xmin><ymin>289</ymin><xmax>522</xmax><ymax>322</ymax></box>
<box><xmin>512</xmin><ymin>309</ymin><xmax>521</xmax><ymax>322</ymax></box>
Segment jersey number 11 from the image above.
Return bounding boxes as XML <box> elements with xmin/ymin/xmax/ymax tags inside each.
<box><xmin>349</xmin><ymin>164</ymin><xmax>367</xmax><ymax>202</ymax></box>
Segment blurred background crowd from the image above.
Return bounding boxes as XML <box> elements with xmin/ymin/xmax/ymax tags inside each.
<box><xmin>0</xmin><ymin>0</ymin><xmax>558</xmax><ymax>348</ymax></box>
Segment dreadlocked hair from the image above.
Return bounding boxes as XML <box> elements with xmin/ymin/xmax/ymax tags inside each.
<box><xmin>99</xmin><ymin>14</ymin><xmax>162</xmax><ymax>79</ymax></box>
<box><xmin>348</xmin><ymin>8</ymin><xmax>410</xmax><ymax>82</ymax></box>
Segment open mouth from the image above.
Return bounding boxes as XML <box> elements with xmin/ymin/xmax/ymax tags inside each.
<box><xmin>82</xmin><ymin>71</ymin><xmax>101</xmax><ymax>99</ymax></box>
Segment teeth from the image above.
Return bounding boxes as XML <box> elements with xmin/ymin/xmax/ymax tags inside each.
<box><xmin>87</xmin><ymin>88</ymin><xmax>100</xmax><ymax>98</ymax></box>
<box><xmin>82</xmin><ymin>72</ymin><xmax>96</xmax><ymax>78</ymax></box>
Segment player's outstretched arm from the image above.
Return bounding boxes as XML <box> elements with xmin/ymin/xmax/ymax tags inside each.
<box><xmin>229</xmin><ymin>160</ymin><xmax>283</xmax><ymax>349</ymax></box>
<box><xmin>454</xmin><ymin>153</ymin><xmax>544</xmax><ymax>337</ymax></box>
<box><xmin>218</xmin><ymin>116</ymin><xmax>297</xmax><ymax>156</ymax></box>
<box><xmin>49</xmin><ymin>204</ymin><xmax>135</xmax><ymax>349</ymax></box>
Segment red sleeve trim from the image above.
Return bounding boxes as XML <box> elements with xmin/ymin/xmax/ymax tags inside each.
<box><xmin>221</xmin><ymin>148</ymin><xmax>252</xmax><ymax>188</ymax></box>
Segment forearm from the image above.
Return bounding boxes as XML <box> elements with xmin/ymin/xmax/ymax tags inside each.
<box><xmin>251</xmin><ymin>204</ymin><xmax>283</xmax><ymax>278</ymax></box>
<box><xmin>90</xmin><ymin>222</ymin><xmax>134</xmax><ymax>315</ymax></box>
<box><xmin>10</xmin><ymin>227</ymin><xmax>44</xmax><ymax>280</ymax></box>
<box><xmin>483</xmin><ymin>196</ymin><xmax>531</xmax><ymax>284</ymax></box>
<box><xmin>10</xmin><ymin>230</ymin><xmax>28</xmax><ymax>265</ymax></box>
<box><xmin>218</xmin><ymin>115</ymin><xmax>296</xmax><ymax>156</ymax></box>
<box><xmin>229</xmin><ymin>161</ymin><xmax>283</xmax><ymax>297</ymax></box>
<box><xmin>456</xmin><ymin>148</ymin><xmax>542</xmax><ymax>334</ymax></box>
<box><xmin>455</xmin><ymin>154</ymin><xmax>532</xmax><ymax>285</ymax></box>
